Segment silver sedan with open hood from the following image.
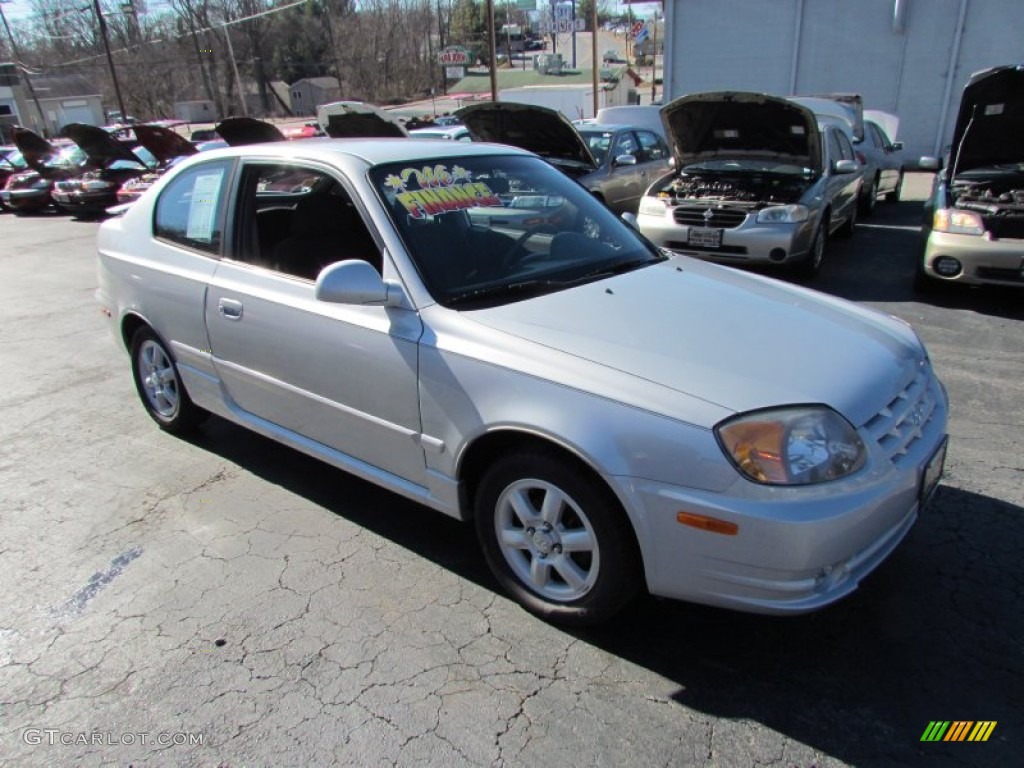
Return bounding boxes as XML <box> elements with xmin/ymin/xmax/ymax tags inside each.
<box><xmin>96</xmin><ymin>138</ymin><xmax>947</xmax><ymax>626</ymax></box>
<box><xmin>636</xmin><ymin>91</ymin><xmax>862</xmax><ymax>277</ymax></box>
<box><xmin>916</xmin><ymin>64</ymin><xmax>1024</xmax><ymax>291</ymax></box>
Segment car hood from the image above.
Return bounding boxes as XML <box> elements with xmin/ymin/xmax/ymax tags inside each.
<box><xmin>214</xmin><ymin>117</ymin><xmax>286</xmax><ymax>146</ymax></box>
<box><xmin>133</xmin><ymin>124</ymin><xmax>198</xmax><ymax>165</ymax></box>
<box><xmin>661</xmin><ymin>92</ymin><xmax>821</xmax><ymax>174</ymax></box>
<box><xmin>946</xmin><ymin>64</ymin><xmax>1024</xmax><ymax>177</ymax></box>
<box><xmin>61</xmin><ymin>123</ymin><xmax>145</xmax><ymax>169</ymax></box>
<box><xmin>456</xmin><ymin>101</ymin><xmax>597</xmax><ymax>171</ymax></box>
<box><xmin>466</xmin><ymin>257</ymin><xmax>922</xmax><ymax>428</ymax></box>
<box><xmin>12</xmin><ymin>127</ymin><xmax>63</xmax><ymax>177</ymax></box>
<box><xmin>317</xmin><ymin>101</ymin><xmax>409</xmax><ymax>138</ymax></box>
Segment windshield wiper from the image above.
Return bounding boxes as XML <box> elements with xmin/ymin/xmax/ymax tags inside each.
<box><xmin>578</xmin><ymin>255</ymin><xmax>665</xmax><ymax>281</ymax></box>
<box><xmin>446</xmin><ymin>279</ymin><xmax>559</xmax><ymax>307</ymax></box>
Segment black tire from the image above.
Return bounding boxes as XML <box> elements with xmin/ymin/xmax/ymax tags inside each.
<box><xmin>859</xmin><ymin>175</ymin><xmax>878</xmax><ymax>217</ymax></box>
<box><xmin>130</xmin><ymin>326</ymin><xmax>207</xmax><ymax>434</ymax></box>
<box><xmin>796</xmin><ymin>221</ymin><xmax>827</xmax><ymax>279</ymax></box>
<box><xmin>837</xmin><ymin>199</ymin><xmax>857</xmax><ymax>238</ymax></box>
<box><xmin>474</xmin><ymin>449</ymin><xmax>641</xmax><ymax>626</ymax></box>
<box><xmin>885</xmin><ymin>171</ymin><xmax>904</xmax><ymax>203</ymax></box>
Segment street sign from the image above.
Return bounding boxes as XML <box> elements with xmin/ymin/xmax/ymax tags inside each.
<box><xmin>438</xmin><ymin>46</ymin><xmax>472</xmax><ymax>66</ymax></box>
<box><xmin>633</xmin><ymin>23</ymin><xmax>650</xmax><ymax>44</ymax></box>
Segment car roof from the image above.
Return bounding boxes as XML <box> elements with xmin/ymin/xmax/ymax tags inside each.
<box><xmin>576</xmin><ymin>123</ymin><xmax>635</xmax><ymax>132</ymax></box>
<box><xmin>194</xmin><ymin>137</ymin><xmax>531</xmax><ymax>166</ymax></box>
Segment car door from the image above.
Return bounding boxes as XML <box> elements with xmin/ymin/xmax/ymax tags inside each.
<box><xmin>826</xmin><ymin>127</ymin><xmax>859</xmax><ymax>227</ymax></box>
<box><xmin>634</xmin><ymin>129</ymin><xmax>672</xmax><ymax>206</ymax></box>
<box><xmin>869</xmin><ymin>122</ymin><xmax>900</xmax><ymax>194</ymax></box>
<box><xmin>599</xmin><ymin>130</ymin><xmax>645</xmax><ymax>214</ymax></box>
<box><xmin>204</xmin><ymin>159</ymin><xmax>427</xmax><ymax>486</ymax></box>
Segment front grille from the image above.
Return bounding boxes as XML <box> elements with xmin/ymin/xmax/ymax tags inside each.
<box><xmin>673</xmin><ymin>206</ymin><xmax>748</xmax><ymax>229</ymax></box>
<box><xmin>862</xmin><ymin>366</ymin><xmax>939</xmax><ymax>464</ymax></box>
<box><xmin>982</xmin><ymin>214</ymin><xmax>1024</xmax><ymax>240</ymax></box>
<box><xmin>664</xmin><ymin>241</ymin><xmax>749</xmax><ymax>255</ymax></box>
<box><xmin>975</xmin><ymin>266</ymin><xmax>1024</xmax><ymax>283</ymax></box>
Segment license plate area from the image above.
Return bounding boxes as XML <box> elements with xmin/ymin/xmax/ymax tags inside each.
<box><xmin>919</xmin><ymin>436</ymin><xmax>947</xmax><ymax>506</ymax></box>
<box><xmin>687</xmin><ymin>227</ymin><xmax>723</xmax><ymax>248</ymax></box>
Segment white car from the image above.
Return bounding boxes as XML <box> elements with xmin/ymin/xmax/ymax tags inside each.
<box><xmin>96</xmin><ymin>138</ymin><xmax>948</xmax><ymax>625</ymax></box>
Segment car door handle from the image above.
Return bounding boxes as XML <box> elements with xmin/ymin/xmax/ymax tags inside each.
<box><xmin>218</xmin><ymin>298</ymin><xmax>243</xmax><ymax>320</ymax></box>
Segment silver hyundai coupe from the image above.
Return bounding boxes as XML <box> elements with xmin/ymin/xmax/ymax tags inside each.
<box><xmin>96</xmin><ymin>138</ymin><xmax>948</xmax><ymax>625</ymax></box>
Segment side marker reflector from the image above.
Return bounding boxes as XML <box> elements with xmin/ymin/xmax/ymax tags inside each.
<box><xmin>677</xmin><ymin>512</ymin><xmax>738</xmax><ymax>535</ymax></box>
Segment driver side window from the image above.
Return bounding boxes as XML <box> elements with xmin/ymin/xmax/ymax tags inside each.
<box><xmin>233</xmin><ymin>163</ymin><xmax>380</xmax><ymax>280</ymax></box>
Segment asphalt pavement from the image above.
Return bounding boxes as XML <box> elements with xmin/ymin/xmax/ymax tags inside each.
<box><xmin>0</xmin><ymin>173</ymin><xmax>1020</xmax><ymax>766</ymax></box>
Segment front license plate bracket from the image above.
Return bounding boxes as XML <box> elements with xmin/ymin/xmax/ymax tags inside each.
<box><xmin>919</xmin><ymin>436</ymin><xmax>947</xmax><ymax>507</ymax></box>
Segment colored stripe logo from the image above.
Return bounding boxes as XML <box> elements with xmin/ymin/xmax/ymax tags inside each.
<box><xmin>921</xmin><ymin>721</ymin><xmax>997</xmax><ymax>742</ymax></box>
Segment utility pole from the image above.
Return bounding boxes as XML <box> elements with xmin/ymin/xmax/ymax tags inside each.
<box><xmin>0</xmin><ymin>2</ymin><xmax>46</xmax><ymax>133</ymax></box>
<box><xmin>92</xmin><ymin>0</ymin><xmax>127</xmax><ymax>121</ymax></box>
<box><xmin>590</xmin><ymin>0</ymin><xmax>598</xmax><ymax>117</ymax></box>
<box><xmin>222</xmin><ymin>22</ymin><xmax>248</xmax><ymax>116</ymax></box>
<box><xmin>486</xmin><ymin>0</ymin><xmax>497</xmax><ymax>101</ymax></box>
<box><xmin>651</xmin><ymin>8</ymin><xmax>658</xmax><ymax>103</ymax></box>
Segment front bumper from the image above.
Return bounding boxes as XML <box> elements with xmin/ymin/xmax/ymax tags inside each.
<box><xmin>6</xmin><ymin>188</ymin><xmax>52</xmax><ymax>211</ymax></box>
<box><xmin>921</xmin><ymin>229</ymin><xmax>1024</xmax><ymax>287</ymax></box>
<box><xmin>52</xmin><ymin>189</ymin><xmax>118</xmax><ymax>214</ymax></box>
<box><xmin>613</xmin><ymin>389</ymin><xmax>948</xmax><ymax>614</ymax></box>
<box><xmin>638</xmin><ymin>207</ymin><xmax>816</xmax><ymax>267</ymax></box>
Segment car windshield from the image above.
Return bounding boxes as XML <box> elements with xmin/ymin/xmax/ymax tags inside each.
<box><xmin>370</xmin><ymin>154</ymin><xmax>663</xmax><ymax>308</ymax></box>
<box><xmin>2</xmin><ymin>148</ymin><xmax>27</xmax><ymax>168</ymax></box>
<box><xmin>45</xmin><ymin>146</ymin><xmax>88</xmax><ymax>170</ymax></box>
<box><xmin>577</xmin><ymin>129</ymin><xmax>613</xmax><ymax>164</ymax></box>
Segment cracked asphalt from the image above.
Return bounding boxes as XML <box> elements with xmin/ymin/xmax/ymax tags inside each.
<box><xmin>0</xmin><ymin>174</ymin><xmax>1020</xmax><ymax>767</ymax></box>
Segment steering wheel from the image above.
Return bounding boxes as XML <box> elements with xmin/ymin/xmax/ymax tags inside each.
<box><xmin>501</xmin><ymin>223</ymin><xmax>560</xmax><ymax>272</ymax></box>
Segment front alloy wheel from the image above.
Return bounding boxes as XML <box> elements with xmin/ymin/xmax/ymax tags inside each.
<box><xmin>475</xmin><ymin>451</ymin><xmax>640</xmax><ymax>625</ymax></box>
<box><xmin>130</xmin><ymin>327</ymin><xmax>206</xmax><ymax>434</ymax></box>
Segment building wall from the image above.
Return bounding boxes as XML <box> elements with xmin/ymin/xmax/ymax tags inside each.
<box><xmin>662</xmin><ymin>0</ymin><xmax>1023</xmax><ymax>160</ymax></box>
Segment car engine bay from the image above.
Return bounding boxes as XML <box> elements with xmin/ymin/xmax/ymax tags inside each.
<box><xmin>952</xmin><ymin>172</ymin><xmax>1024</xmax><ymax>239</ymax></box>
<box><xmin>656</xmin><ymin>171</ymin><xmax>810</xmax><ymax>209</ymax></box>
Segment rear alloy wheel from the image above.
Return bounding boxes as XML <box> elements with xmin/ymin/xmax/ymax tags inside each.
<box><xmin>474</xmin><ymin>450</ymin><xmax>640</xmax><ymax>626</ymax></box>
<box><xmin>130</xmin><ymin>327</ymin><xmax>207</xmax><ymax>434</ymax></box>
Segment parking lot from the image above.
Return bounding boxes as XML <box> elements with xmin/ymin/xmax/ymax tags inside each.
<box><xmin>0</xmin><ymin>172</ymin><xmax>1020</xmax><ymax>767</ymax></box>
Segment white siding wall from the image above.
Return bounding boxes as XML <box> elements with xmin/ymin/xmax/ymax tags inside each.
<box><xmin>662</xmin><ymin>0</ymin><xmax>1023</xmax><ymax>160</ymax></box>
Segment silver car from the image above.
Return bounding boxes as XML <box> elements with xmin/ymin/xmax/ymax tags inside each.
<box><xmin>915</xmin><ymin>64</ymin><xmax>1024</xmax><ymax>292</ymax></box>
<box><xmin>637</xmin><ymin>92</ymin><xmax>863</xmax><ymax>277</ymax></box>
<box><xmin>456</xmin><ymin>101</ymin><xmax>673</xmax><ymax>215</ymax></box>
<box><xmin>96</xmin><ymin>139</ymin><xmax>948</xmax><ymax>625</ymax></box>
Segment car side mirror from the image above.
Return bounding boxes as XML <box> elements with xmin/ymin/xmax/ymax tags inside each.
<box><xmin>614</xmin><ymin>154</ymin><xmax>637</xmax><ymax>166</ymax></box>
<box><xmin>315</xmin><ymin>260</ymin><xmax>404</xmax><ymax>307</ymax></box>
<box><xmin>890</xmin><ymin>141</ymin><xmax>904</xmax><ymax>152</ymax></box>
<box><xmin>833</xmin><ymin>159</ymin><xmax>858</xmax><ymax>175</ymax></box>
<box><xmin>917</xmin><ymin>156</ymin><xmax>940</xmax><ymax>171</ymax></box>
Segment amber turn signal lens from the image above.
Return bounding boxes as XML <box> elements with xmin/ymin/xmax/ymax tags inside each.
<box><xmin>676</xmin><ymin>512</ymin><xmax>739</xmax><ymax>536</ymax></box>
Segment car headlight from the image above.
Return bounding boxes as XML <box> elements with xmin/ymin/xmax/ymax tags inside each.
<box><xmin>638</xmin><ymin>196</ymin><xmax>669</xmax><ymax>217</ymax></box>
<box><xmin>715</xmin><ymin>406</ymin><xmax>866</xmax><ymax>485</ymax></box>
<box><xmin>932</xmin><ymin>208</ymin><xmax>984</xmax><ymax>235</ymax></box>
<box><xmin>756</xmin><ymin>204</ymin><xmax>809</xmax><ymax>224</ymax></box>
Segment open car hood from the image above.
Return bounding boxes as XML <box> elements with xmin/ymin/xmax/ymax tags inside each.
<box><xmin>61</xmin><ymin>123</ymin><xmax>145</xmax><ymax>169</ymax></box>
<box><xmin>214</xmin><ymin>117</ymin><xmax>286</xmax><ymax>146</ymax></box>
<box><xmin>661</xmin><ymin>92</ymin><xmax>821</xmax><ymax>174</ymax></box>
<box><xmin>317</xmin><ymin>101</ymin><xmax>408</xmax><ymax>138</ymax></box>
<box><xmin>456</xmin><ymin>102</ymin><xmax>597</xmax><ymax>171</ymax></box>
<box><xmin>946</xmin><ymin>64</ymin><xmax>1024</xmax><ymax>178</ymax></box>
<box><xmin>12</xmin><ymin>127</ymin><xmax>62</xmax><ymax>177</ymax></box>
<box><xmin>133</xmin><ymin>124</ymin><xmax>197</xmax><ymax>165</ymax></box>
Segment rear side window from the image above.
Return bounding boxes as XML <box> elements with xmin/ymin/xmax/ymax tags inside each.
<box><xmin>636</xmin><ymin>130</ymin><xmax>668</xmax><ymax>161</ymax></box>
<box><xmin>154</xmin><ymin>160</ymin><xmax>232</xmax><ymax>254</ymax></box>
